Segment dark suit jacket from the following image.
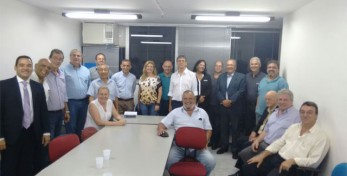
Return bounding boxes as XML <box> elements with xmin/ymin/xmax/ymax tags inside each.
<box><xmin>216</xmin><ymin>72</ymin><xmax>246</xmax><ymax>115</ymax></box>
<box><xmin>0</xmin><ymin>76</ymin><xmax>49</xmax><ymax>145</ymax></box>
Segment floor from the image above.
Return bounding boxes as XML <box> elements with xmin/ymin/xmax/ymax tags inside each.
<box><xmin>163</xmin><ymin>148</ymin><xmax>239</xmax><ymax>176</ymax></box>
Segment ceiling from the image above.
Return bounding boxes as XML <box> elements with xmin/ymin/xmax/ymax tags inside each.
<box><xmin>20</xmin><ymin>0</ymin><xmax>314</xmax><ymax>28</ymax></box>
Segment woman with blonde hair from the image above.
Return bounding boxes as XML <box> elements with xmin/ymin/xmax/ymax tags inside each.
<box><xmin>138</xmin><ymin>60</ymin><xmax>162</xmax><ymax>115</ymax></box>
<box><xmin>84</xmin><ymin>86</ymin><xmax>126</xmax><ymax>130</ymax></box>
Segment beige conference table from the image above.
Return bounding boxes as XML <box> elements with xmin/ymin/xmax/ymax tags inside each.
<box><xmin>37</xmin><ymin>123</ymin><xmax>174</xmax><ymax>176</ymax></box>
<box><xmin>124</xmin><ymin>115</ymin><xmax>165</xmax><ymax>125</ymax></box>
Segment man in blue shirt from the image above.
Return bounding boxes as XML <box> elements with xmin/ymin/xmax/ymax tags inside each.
<box><xmin>111</xmin><ymin>59</ymin><xmax>136</xmax><ymax>114</ymax></box>
<box><xmin>158</xmin><ymin>60</ymin><xmax>173</xmax><ymax>116</ymax></box>
<box><xmin>63</xmin><ymin>49</ymin><xmax>90</xmax><ymax>138</ymax></box>
<box><xmin>256</xmin><ymin>60</ymin><xmax>288</xmax><ymax>119</ymax></box>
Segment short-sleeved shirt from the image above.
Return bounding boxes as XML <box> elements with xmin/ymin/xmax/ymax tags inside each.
<box><xmin>84</xmin><ymin>99</ymin><xmax>113</xmax><ymax>130</ymax></box>
<box><xmin>168</xmin><ymin>68</ymin><xmax>198</xmax><ymax>101</ymax></box>
<box><xmin>263</xmin><ymin>106</ymin><xmax>300</xmax><ymax>144</ymax></box>
<box><xmin>161</xmin><ymin>106</ymin><xmax>212</xmax><ymax>131</ymax></box>
<box><xmin>139</xmin><ymin>76</ymin><xmax>162</xmax><ymax>105</ymax></box>
<box><xmin>111</xmin><ymin>71</ymin><xmax>136</xmax><ymax>99</ymax></box>
<box><xmin>158</xmin><ymin>72</ymin><xmax>171</xmax><ymax>101</ymax></box>
<box><xmin>63</xmin><ymin>64</ymin><xmax>91</xmax><ymax>99</ymax></box>
<box><xmin>87</xmin><ymin>79</ymin><xmax>118</xmax><ymax>101</ymax></box>
<box><xmin>256</xmin><ymin>76</ymin><xmax>288</xmax><ymax>116</ymax></box>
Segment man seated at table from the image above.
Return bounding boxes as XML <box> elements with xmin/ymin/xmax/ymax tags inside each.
<box><xmin>157</xmin><ymin>90</ymin><xmax>216</xmax><ymax>176</ymax></box>
<box><xmin>243</xmin><ymin>101</ymin><xmax>329</xmax><ymax>176</ymax></box>
<box><xmin>84</xmin><ymin>86</ymin><xmax>126</xmax><ymax>130</ymax></box>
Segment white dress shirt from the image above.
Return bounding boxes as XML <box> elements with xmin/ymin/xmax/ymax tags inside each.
<box><xmin>266</xmin><ymin>123</ymin><xmax>329</xmax><ymax>168</ymax></box>
<box><xmin>168</xmin><ymin>68</ymin><xmax>198</xmax><ymax>101</ymax></box>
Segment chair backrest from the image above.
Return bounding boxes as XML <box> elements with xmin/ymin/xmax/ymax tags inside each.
<box><xmin>332</xmin><ymin>163</ymin><xmax>347</xmax><ymax>176</ymax></box>
<box><xmin>81</xmin><ymin>127</ymin><xmax>98</xmax><ymax>141</ymax></box>
<box><xmin>175</xmin><ymin>127</ymin><xmax>207</xmax><ymax>150</ymax></box>
<box><xmin>49</xmin><ymin>134</ymin><xmax>80</xmax><ymax>163</ymax></box>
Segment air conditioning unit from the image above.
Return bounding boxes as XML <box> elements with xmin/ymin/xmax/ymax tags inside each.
<box><xmin>82</xmin><ymin>23</ymin><xmax>118</xmax><ymax>45</ymax></box>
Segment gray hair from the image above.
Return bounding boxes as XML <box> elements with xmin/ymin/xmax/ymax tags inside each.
<box><xmin>278</xmin><ymin>89</ymin><xmax>294</xmax><ymax>101</ymax></box>
<box><xmin>97</xmin><ymin>64</ymin><xmax>110</xmax><ymax>70</ymax></box>
<box><xmin>250</xmin><ymin>57</ymin><xmax>261</xmax><ymax>66</ymax></box>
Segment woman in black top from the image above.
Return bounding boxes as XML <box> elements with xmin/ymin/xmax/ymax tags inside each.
<box><xmin>193</xmin><ymin>60</ymin><xmax>212</xmax><ymax>111</ymax></box>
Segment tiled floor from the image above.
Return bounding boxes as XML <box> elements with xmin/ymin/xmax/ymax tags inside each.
<box><xmin>163</xmin><ymin>148</ymin><xmax>238</xmax><ymax>176</ymax></box>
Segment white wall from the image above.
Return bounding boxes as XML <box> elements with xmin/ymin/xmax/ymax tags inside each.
<box><xmin>0</xmin><ymin>0</ymin><xmax>81</xmax><ymax>80</ymax></box>
<box><xmin>281</xmin><ymin>0</ymin><xmax>347</xmax><ymax>174</ymax></box>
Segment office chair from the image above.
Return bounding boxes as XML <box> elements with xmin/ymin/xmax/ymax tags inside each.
<box><xmin>169</xmin><ymin>127</ymin><xmax>207</xmax><ymax>176</ymax></box>
<box><xmin>81</xmin><ymin>127</ymin><xmax>98</xmax><ymax>142</ymax></box>
<box><xmin>49</xmin><ymin>134</ymin><xmax>80</xmax><ymax>163</ymax></box>
<box><xmin>332</xmin><ymin>163</ymin><xmax>347</xmax><ymax>176</ymax></box>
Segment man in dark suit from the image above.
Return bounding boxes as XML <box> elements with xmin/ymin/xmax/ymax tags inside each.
<box><xmin>216</xmin><ymin>59</ymin><xmax>246</xmax><ymax>154</ymax></box>
<box><xmin>0</xmin><ymin>55</ymin><xmax>50</xmax><ymax>176</ymax></box>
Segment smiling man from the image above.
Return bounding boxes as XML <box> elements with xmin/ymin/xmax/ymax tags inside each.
<box><xmin>31</xmin><ymin>58</ymin><xmax>51</xmax><ymax>102</ymax></box>
<box><xmin>256</xmin><ymin>60</ymin><xmax>288</xmax><ymax>119</ymax></box>
<box><xmin>244</xmin><ymin>101</ymin><xmax>329</xmax><ymax>176</ymax></box>
<box><xmin>0</xmin><ymin>55</ymin><xmax>50</xmax><ymax>176</ymax></box>
<box><xmin>157</xmin><ymin>90</ymin><xmax>216</xmax><ymax>176</ymax></box>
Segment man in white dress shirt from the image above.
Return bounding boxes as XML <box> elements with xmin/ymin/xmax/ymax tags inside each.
<box><xmin>243</xmin><ymin>101</ymin><xmax>329</xmax><ymax>176</ymax></box>
<box><xmin>168</xmin><ymin>55</ymin><xmax>197</xmax><ymax>111</ymax></box>
<box><xmin>31</xmin><ymin>58</ymin><xmax>51</xmax><ymax>102</ymax></box>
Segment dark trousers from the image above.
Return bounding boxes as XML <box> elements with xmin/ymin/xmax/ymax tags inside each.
<box><xmin>33</xmin><ymin>144</ymin><xmax>49</xmax><ymax>175</ymax></box>
<box><xmin>244</xmin><ymin>101</ymin><xmax>256</xmax><ymax>136</ymax></box>
<box><xmin>242</xmin><ymin>154</ymin><xmax>296</xmax><ymax>176</ymax></box>
<box><xmin>171</xmin><ymin>100</ymin><xmax>183</xmax><ymax>110</ymax></box>
<box><xmin>220</xmin><ymin>106</ymin><xmax>240</xmax><ymax>149</ymax></box>
<box><xmin>208</xmin><ymin>105</ymin><xmax>221</xmax><ymax>145</ymax></box>
<box><xmin>48</xmin><ymin>110</ymin><xmax>64</xmax><ymax>139</ymax></box>
<box><xmin>66</xmin><ymin>98</ymin><xmax>88</xmax><ymax>138</ymax></box>
<box><xmin>159</xmin><ymin>100</ymin><xmax>169</xmax><ymax>116</ymax></box>
<box><xmin>1</xmin><ymin>125</ymin><xmax>36</xmax><ymax>176</ymax></box>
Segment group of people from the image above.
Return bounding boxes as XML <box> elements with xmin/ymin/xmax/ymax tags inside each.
<box><xmin>0</xmin><ymin>50</ymin><xmax>330</xmax><ymax>176</ymax></box>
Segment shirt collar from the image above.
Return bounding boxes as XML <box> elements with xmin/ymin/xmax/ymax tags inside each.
<box><xmin>180</xmin><ymin>106</ymin><xmax>199</xmax><ymax>113</ymax></box>
<box><xmin>227</xmin><ymin>72</ymin><xmax>234</xmax><ymax>77</ymax></box>
<box><xmin>16</xmin><ymin>76</ymin><xmax>30</xmax><ymax>84</ymax></box>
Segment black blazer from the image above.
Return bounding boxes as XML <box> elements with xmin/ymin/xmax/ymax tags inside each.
<box><xmin>216</xmin><ymin>72</ymin><xmax>246</xmax><ymax>113</ymax></box>
<box><xmin>196</xmin><ymin>73</ymin><xmax>212</xmax><ymax>108</ymax></box>
<box><xmin>0</xmin><ymin>76</ymin><xmax>49</xmax><ymax>145</ymax></box>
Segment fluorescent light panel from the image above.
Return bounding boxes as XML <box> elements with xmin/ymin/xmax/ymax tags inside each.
<box><xmin>193</xmin><ymin>15</ymin><xmax>271</xmax><ymax>22</ymax></box>
<box><xmin>63</xmin><ymin>12</ymin><xmax>140</xmax><ymax>20</ymax></box>
<box><xmin>141</xmin><ymin>41</ymin><xmax>172</xmax><ymax>45</ymax></box>
<box><xmin>230</xmin><ymin>36</ymin><xmax>241</xmax><ymax>39</ymax></box>
<box><xmin>131</xmin><ymin>34</ymin><xmax>163</xmax><ymax>38</ymax></box>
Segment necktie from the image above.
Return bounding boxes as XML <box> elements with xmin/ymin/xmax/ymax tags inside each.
<box><xmin>22</xmin><ymin>81</ymin><xmax>31</xmax><ymax>129</ymax></box>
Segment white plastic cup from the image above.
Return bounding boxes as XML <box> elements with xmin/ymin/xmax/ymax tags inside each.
<box><xmin>103</xmin><ymin>149</ymin><xmax>111</xmax><ymax>160</ymax></box>
<box><xmin>96</xmin><ymin>157</ymin><xmax>104</xmax><ymax>169</ymax></box>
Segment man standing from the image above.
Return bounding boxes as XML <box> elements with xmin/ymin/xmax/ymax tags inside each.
<box><xmin>158</xmin><ymin>60</ymin><xmax>173</xmax><ymax>116</ymax></box>
<box><xmin>230</xmin><ymin>89</ymin><xmax>300</xmax><ymax>176</ymax></box>
<box><xmin>89</xmin><ymin>53</ymin><xmax>114</xmax><ymax>81</ymax></box>
<box><xmin>244</xmin><ymin>101</ymin><xmax>329</xmax><ymax>176</ymax></box>
<box><xmin>46</xmin><ymin>49</ymin><xmax>69</xmax><ymax>139</ymax></box>
<box><xmin>31</xmin><ymin>58</ymin><xmax>51</xmax><ymax>102</ymax></box>
<box><xmin>64</xmin><ymin>49</ymin><xmax>90</xmax><ymax>137</ymax></box>
<box><xmin>245</xmin><ymin>57</ymin><xmax>266</xmax><ymax>135</ymax></box>
<box><xmin>157</xmin><ymin>90</ymin><xmax>216</xmax><ymax>176</ymax></box>
<box><xmin>216</xmin><ymin>59</ymin><xmax>246</xmax><ymax>154</ymax></box>
<box><xmin>30</xmin><ymin>58</ymin><xmax>51</xmax><ymax>174</ymax></box>
<box><xmin>208</xmin><ymin>60</ymin><xmax>223</xmax><ymax>150</ymax></box>
<box><xmin>168</xmin><ymin>55</ymin><xmax>197</xmax><ymax>111</ymax></box>
<box><xmin>256</xmin><ymin>60</ymin><xmax>288</xmax><ymax>118</ymax></box>
<box><xmin>0</xmin><ymin>55</ymin><xmax>50</xmax><ymax>176</ymax></box>
<box><xmin>111</xmin><ymin>59</ymin><xmax>136</xmax><ymax>114</ymax></box>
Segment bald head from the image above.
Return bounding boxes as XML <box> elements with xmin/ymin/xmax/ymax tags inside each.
<box><xmin>265</xmin><ymin>91</ymin><xmax>278</xmax><ymax>109</ymax></box>
<box><xmin>35</xmin><ymin>58</ymin><xmax>51</xmax><ymax>80</ymax></box>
